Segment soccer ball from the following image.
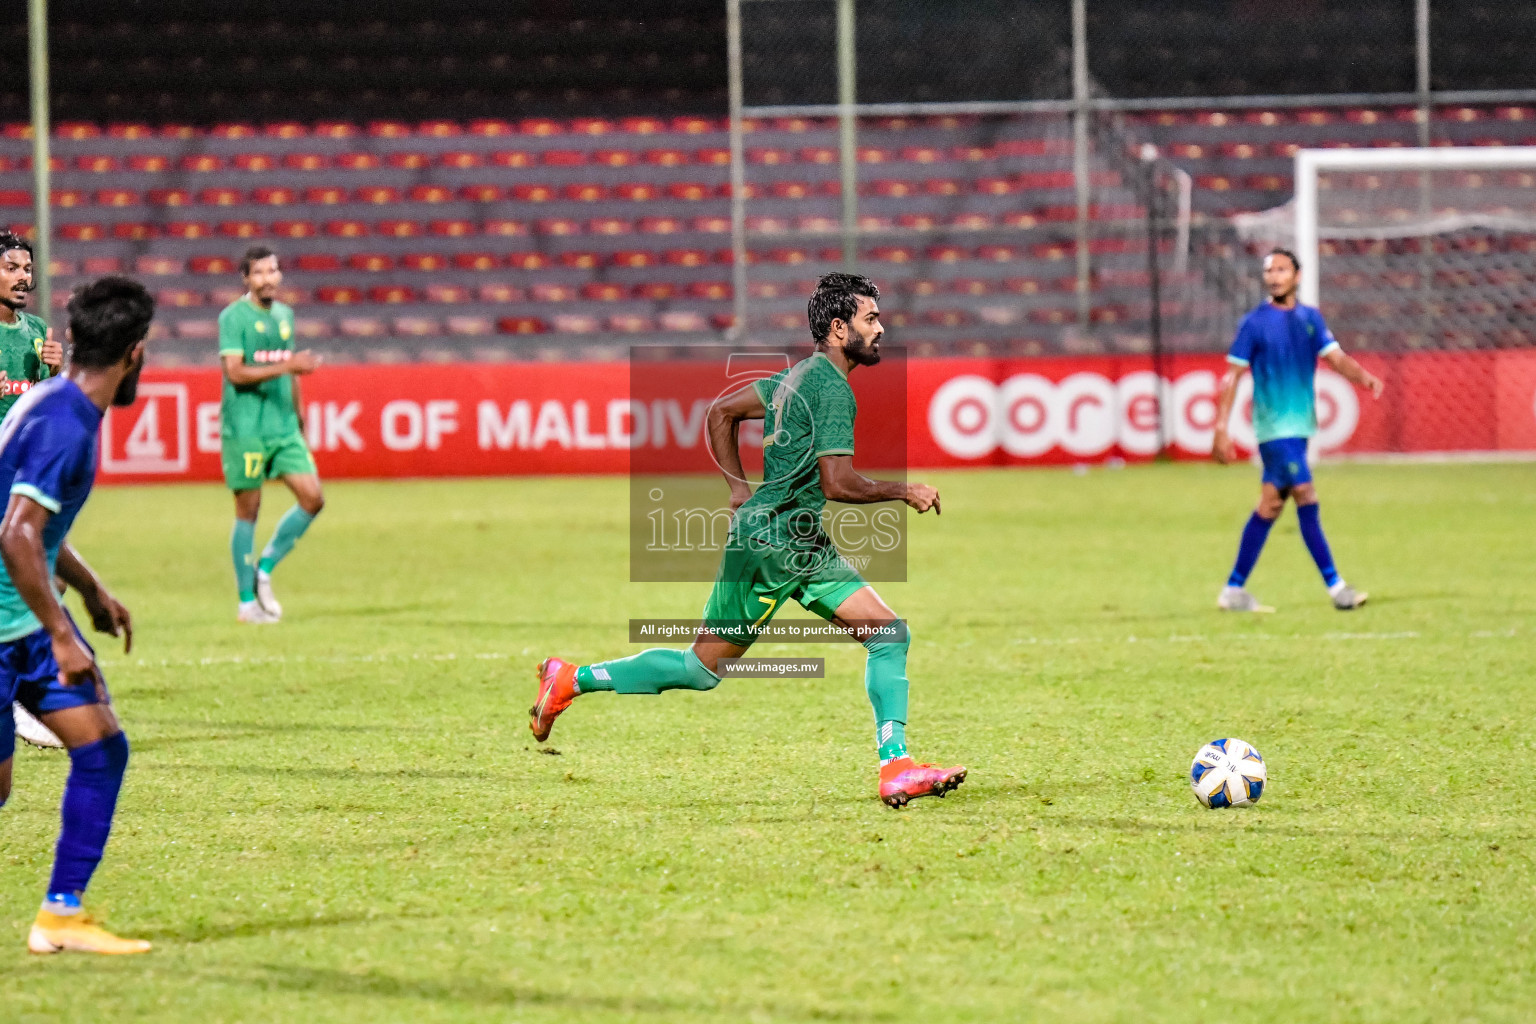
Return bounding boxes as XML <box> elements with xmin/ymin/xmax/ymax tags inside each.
<box><xmin>1190</xmin><ymin>738</ymin><xmax>1266</xmax><ymax>808</ymax></box>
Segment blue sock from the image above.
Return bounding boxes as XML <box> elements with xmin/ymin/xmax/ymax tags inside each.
<box><xmin>1296</xmin><ymin>503</ymin><xmax>1341</xmax><ymax>588</ymax></box>
<box><xmin>48</xmin><ymin>732</ymin><xmax>129</xmax><ymax>902</ymax></box>
<box><xmin>1227</xmin><ymin>512</ymin><xmax>1276</xmax><ymax>587</ymax></box>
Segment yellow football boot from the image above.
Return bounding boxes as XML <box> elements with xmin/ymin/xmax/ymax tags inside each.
<box><xmin>28</xmin><ymin>909</ymin><xmax>152</xmax><ymax>955</ymax></box>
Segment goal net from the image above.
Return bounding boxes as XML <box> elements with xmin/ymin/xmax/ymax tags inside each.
<box><xmin>1230</xmin><ymin>147</ymin><xmax>1536</xmax><ymax>457</ymax></box>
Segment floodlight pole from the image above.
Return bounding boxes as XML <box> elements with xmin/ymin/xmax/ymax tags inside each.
<box><xmin>726</xmin><ymin>0</ymin><xmax>748</xmax><ymax>338</ymax></box>
<box><xmin>1071</xmin><ymin>0</ymin><xmax>1091</xmax><ymax>328</ymax></box>
<box><xmin>28</xmin><ymin>0</ymin><xmax>50</xmax><ymax>324</ymax></box>
<box><xmin>836</xmin><ymin>0</ymin><xmax>857</xmax><ymax>269</ymax></box>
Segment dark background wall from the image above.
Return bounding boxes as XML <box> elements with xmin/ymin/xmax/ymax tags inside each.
<box><xmin>0</xmin><ymin>0</ymin><xmax>1527</xmax><ymax>124</ymax></box>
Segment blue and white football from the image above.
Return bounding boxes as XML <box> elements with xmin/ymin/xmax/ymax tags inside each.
<box><xmin>1190</xmin><ymin>738</ymin><xmax>1266</xmax><ymax>808</ymax></box>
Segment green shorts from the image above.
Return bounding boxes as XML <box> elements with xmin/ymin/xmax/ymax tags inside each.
<box><xmin>221</xmin><ymin>432</ymin><xmax>317</xmax><ymax>491</ymax></box>
<box><xmin>700</xmin><ymin>531</ymin><xmax>867</xmax><ymax>647</ymax></box>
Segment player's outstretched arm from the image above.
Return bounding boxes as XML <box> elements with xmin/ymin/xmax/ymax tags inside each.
<box><xmin>0</xmin><ymin>495</ymin><xmax>96</xmax><ymax>684</ymax></box>
<box><xmin>221</xmin><ymin>350</ymin><xmax>320</xmax><ymax>387</ymax></box>
<box><xmin>818</xmin><ymin>455</ymin><xmax>940</xmax><ymax>514</ymax></box>
<box><xmin>56</xmin><ymin>542</ymin><xmax>131</xmax><ymax>654</ymax></box>
<box><xmin>1323</xmin><ymin>348</ymin><xmax>1385</xmax><ymax>399</ymax></box>
<box><xmin>706</xmin><ymin>381</ymin><xmax>767</xmax><ymax>511</ymax></box>
<box><xmin>1211</xmin><ymin>365</ymin><xmax>1246</xmax><ymax>464</ymax></box>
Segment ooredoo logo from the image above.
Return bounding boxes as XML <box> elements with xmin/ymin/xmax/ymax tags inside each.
<box><xmin>927</xmin><ymin>369</ymin><xmax>1358</xmax><ymax>459</ymax></box>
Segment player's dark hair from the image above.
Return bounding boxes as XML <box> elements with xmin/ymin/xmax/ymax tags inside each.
<box><xmin>1266</xmin><ymin>247</ymin><xmax>1300</xmax><ymax>272</ymax></box>
<box><xmin>807</xmin><ymin>273</ymin><xmax>880</xmax><ymax>344</ymax></box>
<box><xmin>67</xmin><ymin>276</ymin><xmax>154</xmax><ymax>368</ymax></box>
<box><xmin>240</xmin><ymin>245</ymin><xmax>277</xmax><ymax>276</ymax></box>
<box><xmin>0</xmin><ymin>230</ymin><xmax>32</xmax><ymax>260</ymax></box>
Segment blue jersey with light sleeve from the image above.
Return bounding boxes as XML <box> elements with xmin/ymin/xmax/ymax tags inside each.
<box><xmin>1227</xmin><ymin>302</ymin><xmax>1340</xmax><ymax>444</ymax></box>
<box><xmin>0</xmin><ymin>377</ymin><xmax>103</xmax><ymax>641</ymax></box>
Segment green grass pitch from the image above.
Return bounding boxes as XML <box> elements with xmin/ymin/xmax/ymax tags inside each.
<box><xmin>3</xmin><ymin>461</ymin><xmax>1534</xmax><ymax>1022</ymax></box>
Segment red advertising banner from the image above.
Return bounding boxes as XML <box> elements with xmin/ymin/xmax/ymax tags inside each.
<box><xmin>97</xmin><ymin>351</ymin><xmax>1536</xmax><ymax>484</ymax></box>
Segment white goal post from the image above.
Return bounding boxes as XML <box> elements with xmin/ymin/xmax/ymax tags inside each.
<box><xmin>1293</xmin><ymin>146</ymin><xmax>1536</xmax><ymax>307</ymax></box>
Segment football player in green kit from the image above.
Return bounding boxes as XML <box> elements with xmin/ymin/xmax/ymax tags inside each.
<box><xmin>0</xmin><ymin>231</ymin><xmax>66</xmax><ymax>751</ymax></box>
<box><xmin>531</xmin><ymin>274</ymin><xmax>966</xmax><ymax>808</ymax></box>
<box><xmin>0</xmin><ymin>231</ymin><xmax>63</xmax><ymax>418</ymax></box>
<box><xmin>217</xmin><ymin>247</ymin><xmax>322</xmax><ymax>624</ymax></box>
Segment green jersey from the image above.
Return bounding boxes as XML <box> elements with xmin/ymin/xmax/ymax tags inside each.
<box><xmin>217</xmin><ymin>297</ymin><xmax>300</xmax><ymax>438</ymax></box>
<box><xmin>0</xmin><ymin>311</ymin><xmax>51</xmax><ymax>421</ymax></box>
<box><xmin>739</xmin><ymin>352</ymin><xmax>857</xmax><ymax>551</ymax></box>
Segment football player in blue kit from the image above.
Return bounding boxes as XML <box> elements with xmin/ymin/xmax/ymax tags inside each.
<box><xmin>1212</xmin><ymin>249</ymin><xmax>1384</xmax><ymax>612</ymax></box>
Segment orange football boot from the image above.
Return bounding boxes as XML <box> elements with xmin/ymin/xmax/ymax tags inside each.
<box><xmin>878</xmin><ymin>757</ymin><xmax>968</xmax><ymax>808</ymax></box>
<box><xmin>530</xmin><ymin>657</ymin><xmax>579</xmax><ymax>742</ymax></box>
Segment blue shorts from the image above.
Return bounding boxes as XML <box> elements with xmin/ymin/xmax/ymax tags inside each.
<box><xmin>1258</xmin><ymin>437</ymin><xmax>1313</xmax><ymax>493</ymax></box>
<box><xmin>0</xmin><ymin>614</ymin><xmax>105</xmax><ymax>763</ymax></box>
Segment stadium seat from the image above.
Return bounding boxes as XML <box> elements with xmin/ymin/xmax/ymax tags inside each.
<box><xmin>172</xmin><ymin>320</ymin><xmax>218</xmax><ymax>341</ymax></box>
<box><xmin>582</xmin><ymin>283</ymin><xmax>628</xmax><ymax>301</ymax></box>
<box><xmin>663</xmin><ymin>250</ymin><xmax>710</xmax><ymax>267</ymax></box>
<box><xmin>387</xmin><ymin>152</ymin><xmax>431</xmax><ymax>170</ymax></box>
<box><xmin>535</xmin><ymin>218</ymin><xmax>581</xmax><ymax>236</ymax></box>
<box><xmin>181</xmin><ymin>155</ymin><xmax>225</xmax><ymax>173</ymax></box>
<box><xmin>497</xmin><ymin>316</ymin><xmax>547</xmax><ymax>334</ymax></box>
<box><xmin>52</xmin><ymin>189</ymin><xmax>85</xmax><ymax>208</ymax></box>
<box><xmin>348</xmin><ymin>253</ymin><xmax>394</xmax><ymax>272</ymax></box>
<box><xmin>477</xmin><ymin>283</ymin><xmax>522</xmax><ymax>303</ymax></box>
<box><xmin>295</xmin><ymin>254</ymin><xmax>341</xmax><ymax>272</ymax></box>
<box><xmin>188</xmin><ymin>255</ymin><xmax>236</xmax><ymax>274</ymax></box>
<box><xmin>589</xmin><ymin>218</ymin><xmax>632</xmax><ymax>236</ymax></box>
<box><xmin>429</xmin><ymin>220</ymin><xmax>476</xmax><ymax>237</ymax></box>
<box><xmin>294</xmin><ymin>319</ymin><xmax>332</xmax><ymax>339</ymax></box>
<box><xmin>616</xmin><ymin>183</ymin><xmax>659</xmax><ymax>201</ymax></box>
<box><xmin>324</xmin><ymin>220</ymin><xmax>369</xmax><ymax>238</ymax></box>
<box><xmin>439</xmin><ymin>151</ymin><xmax>483</xmax><ymax>169</ymax></box>
<box><xmin>419</xmin><ymin>120</ymin><xmax>461</xmax><ymax>138</ymax></box>
<box><xmin>112</xmin><ymin>223</ymin><xmax>155</xmax><ymax>240</ymax></box>
<box><xmin>460</xmin><ymin>184</ymin><xmax>502</xmax><ymax>202</ymax></box>
<box><xmin>659</xmin><ymin>311</ymin><xmax>707</xmax><ymax>331</ymax></box>
<box><xmin>409</xmin><ymin>185</ymin><xmax>454</xmax><ymax>204</ymax></box>
<box><xmin>252</xmin><ymin>187</ymin><xmax>297</xmax><ymax>206</ymax></box>
<box><xmin>316</xmin><ymin>285</ymin><xmax>364</xmax><ymax>304</ymax></box>
<box><xmin>315</xmin><ymin>122</ymin><xmax>359</xmax><ymax>139</ymax></box>
<box><xmin>401</xmin><ymin>253</ymin><xmax>448</xmax><ymax>271</ymax></box>
<box><xmin>230</xmin><ymin>154</ymin><xmax>274</xmax><ymax>172</ymax></box>
<box><xmin>507</xmin><ymin>253</ymin><xmax>551</xmax><ymax>270</ymax></box>
<box><xmin>135</xmin><ymin>256</ymin><xmax>182</xmax><ymax>275</ymax></box>
<box><xmin>520</xmin><ymin>119</ymin><xmax>564</xmax><ymax>137</ymax></box>
<box><xmin>468</xmin><ymin>119</ymin><xmax>514</xmax><ymax>137</ymax></box>
<box><xmin>74</xmin><ymin>155</ymin><xmax>120</xmax><ymax>173</ymax></box>
<box><xmin>283</xmin><ymin>154</ymin><xmax>328</xmax><ymax>171</ymax></box>
<box><xmin>609</xmin><ymin>314</ymin><xmax>654</xmax><ymax>333</ymax></box>
<box><xmin>446</xmin><ymin>316</ymin><xmax>495</xmax><ymax>336</ymax></box>
<box><xmin>357</xmin><ymin>186</ymin><xmax>404</xmax><ymax>205</ymax></box>
<box><xmin>542</xmin><ymin>149</ymin><xmax>587</xmax><ymax>167</ymax></box>
<box><xmin>156</xmin><ymin>288</ymin><xmax>204</xmax><ymax>307</ymax></box>
<box><xmin>634</xmin><ymin>282</ymin><xmax>676</xmax><ymax>300</ymax></box>
<box><xmin>687</xmin><ymin>281</ymin><xmax>731</xmax><ymax>300</ymax></box>
<box><xmin>339</xmin><ymin>317</ymin><xmax>387</xmax><ymax>337</ymax></box>
<box><xmin>423</xmin><ymin>283</ymin><xmax>471</xmax><ymax>304</ymax></box>
<box><xmin>129</xmin><ymin>155</ymin><xmax>170</xmax><ymax>173</ymax></box>
<box><xmin>564</xmin><ymin>183</ymin><xmax>609</xmax><ymax>202</ymax></box>
<box><xmin>218</xmin><ymin>221</ymin><xmax>262</xmax><ymax>239</ymax></box>
<box><xmin>483</xmin><ymin>219</ymin><xmax>528</xmax><ymax>237</ymax></box>
<box><xmin>594</xmin><ymin>149</ymin><xmax>637</xmax><ymax>168</ymax></box>
<box><xmin>269</xmin><ymin>220</ymin><xmax>316</xmax><ymax>238</ymax></box>
<box><xmin>512</xmin><ymin>184</ymin><xmax>556</xmax><ymax>202</ymax></box>
<box><xmin>692</xmin><ymin>216</ymin><xmax>730</xmax><ymax>234</ymax></box>
<box><xmin>335</xmin><ymin>153</ymin><xmax>381</xmax><ymax>171</ymax></box>
<box><xmin>560</xmin><ymin>252</ymin><xmax>602</xmax><ymax>269</ymax></box>
<box><xmin>531</xmin><ymin>284</ymin><xmax>577</xmax><ymax>302</ymax></box>
<box><xmin>368</xmin><ymin>286</ymin><xmax>414</xmax><ymax>304</ymax></box>
<box><xmin>620</xmin><ymin>117</ymin><xmax>666</xmax><ymax>135</ymax></box>
<box><xmin>452</xmin><ymin>253</ymin><xmax>500</xmax><ymax>271</ymax></box>
<box><xmin>377</xmin><ymin>220</ymin><xmax>423</xmax><ymax>238</ymax></box>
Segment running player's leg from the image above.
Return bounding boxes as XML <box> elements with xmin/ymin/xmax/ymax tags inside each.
<box><xmin>530</xmin><ymin>542</ymin><xmax>772</xmax><ymax>741</ymax></box>
<box><xmin>815</xmin><ymin>585</ymin><xmax>966</xmax><ymax>807</ymax></box>
<box><xmin>228</xmin><ymin>465</ymin><xmax>272</xmax><ymax>623</ymax></box>
<box><xmin>21</xmin><ymin>632</ymin><xmax>148</xmax><ymax>954</ymax></box>
<box><xmin>1292</xmin><ymin>473</ymin><xmax>1366</xmax><ymax>609</ymax></box>
<box><xmin>254</xmin><ymin>436</ymin><xmax>323</xmax><ymax>617</ymax></box>
<box><xmin>1220</xmin><ymin>440</ymin><xmax>1290</xmax><ymax>611</ymax></box>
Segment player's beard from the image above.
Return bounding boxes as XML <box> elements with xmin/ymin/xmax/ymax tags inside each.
<box><xmin>0</xmin><ymin>288</ymin><xmax>27</xmax><ymax>312</ymax></box>
<box><xmin>113</xmin><ymin>356</ymin><xmax>145</xmax><ymax>406</ymax></box>
<box><xmin>845</xmin><ymin>331</ymin><xmax>882</xmax><ymax>367</ymax></box>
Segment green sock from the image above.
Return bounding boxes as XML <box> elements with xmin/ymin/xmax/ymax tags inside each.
<box><xmin>257</xmin><ymin>506</ymin><xmax>316</xmax><ymax>574</ymax></box>
<box><xmin>574</xmin><ymin>648</ymin><xmax>720</xmax><ymax>694</ymax></box>
<box><xmin>231</xmin><ymin>519</ymin><xmax>257</xmax><ymax>602</ymax></box>
<box><xmin>864</xmin><ymin>620</ymin><xmax>912</xmax><ymax>762</ymax></box>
